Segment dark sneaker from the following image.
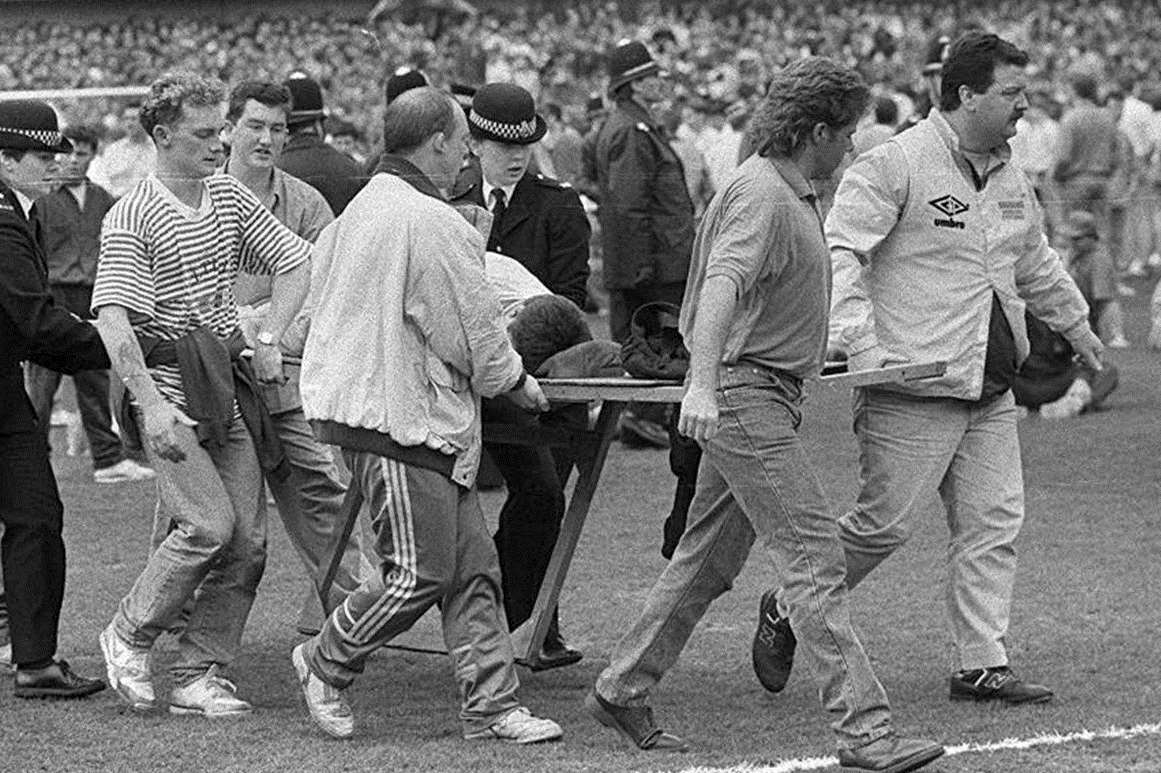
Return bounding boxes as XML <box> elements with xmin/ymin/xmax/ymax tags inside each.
<box><xmin>585</xmin><ymin>690</ymin><xmax>688</xmax><ymax>751</ymax></box>
<box><xmin>838</xmin><ymin>733</ymin><xmax>944</xmax><ymax>772</ymax></box>
<box><xmin>949</xmin><ymin>666</ymin><xmax>1053</xmax><ymax>705</ymax></box>
<box><xmin>752</xmin><ymin>589</ymin><xmax>796</xmax><ymax>693</ymax></box>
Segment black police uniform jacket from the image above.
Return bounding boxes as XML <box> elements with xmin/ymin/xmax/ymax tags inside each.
<box><xmin>591</xmin><ymin>97</ymin><xmax>695</xmax><ymax>291</ymax></box>
<box><xmin>0</xmin><ymin>183</ymin><xmax>108</xmax><ymax>433</ymax></box>
<box><xmin>277</xmin><ymin>132</ymin><xmax>365</xmax><ymax>216</ymax></box>
<box><xmin>450</xmin><ymin>160</ymin><xmax>591</xmax><ymax>310</ymax></box>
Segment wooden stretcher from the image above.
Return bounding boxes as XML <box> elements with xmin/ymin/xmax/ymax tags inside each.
<box><xmin>316</xmin><ymin>360</ymin><xmax>946</xmax><ymax>669</ymax></box>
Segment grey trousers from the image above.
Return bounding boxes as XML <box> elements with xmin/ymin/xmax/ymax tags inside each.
<box><xmin>302</xmin><ymin>452</ymin><xmax>521</xmax><ymax>735</ymax></box>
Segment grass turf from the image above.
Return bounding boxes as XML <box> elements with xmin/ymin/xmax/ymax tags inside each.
<box><xmin>2</xmin><ymin>282</ymin><xmax>1159</xmax><ymax>773</ymax></box>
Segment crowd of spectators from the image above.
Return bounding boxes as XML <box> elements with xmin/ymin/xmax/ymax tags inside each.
<box><xmin>4</xmin><ymin>0</ymin><xmax>1161</xmax><ymax>148</ymax></box>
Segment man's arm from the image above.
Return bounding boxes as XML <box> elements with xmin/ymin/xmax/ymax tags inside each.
<box><xmin>252</xmin><ymin>262</ymin><xmax>310</xmax><ymax>382</ymax></box>
<box><xmin>94</xmin><ymin>305</ymin><xmax>193</xmax><ymax>462</ymax></box>
<box><xmin>678</xmin><ymin>275</ymin><xmax>737</xmax><ymax>443</ymax></box>
<box><xmin>0</xmin><ymin>219</ymin><xmax>108</xmax><ymax>373</ymax></box>
<box><xmin>825</xmin><ymin>144</ymin><xmax>909</xmax><ymax>369</ymax></box>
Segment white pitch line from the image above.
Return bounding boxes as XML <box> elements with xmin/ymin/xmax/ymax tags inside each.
<box><xmin>670</xmin><ymin>721</ymin><xmax>1161</xmax><ymax>773</ymax></box>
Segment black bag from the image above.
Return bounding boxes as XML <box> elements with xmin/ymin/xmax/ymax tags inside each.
<box><xmin>620</xmin><ymin>302</ymin><xmax>689</xmax><ymax>380</ymax></box>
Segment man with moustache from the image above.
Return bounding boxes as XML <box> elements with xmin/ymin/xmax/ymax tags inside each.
<box><xmin>753</xmin><ymin>32</ymin><xmax>1101</xmax><ymax>707</ymax></box>
<box><xmin>449</xmin><ymin>82</ymin><xmax>589</xmax><ymax>670</ymax></box>
<box><xmin>587</xmin><ymin>57</ymin><xmax>944</xmax><ymax>772</ymax></box>
<box><xmin>93</xmin><ymin>72</ymin><xmax>312</xmax><ymax>717</ymax></box>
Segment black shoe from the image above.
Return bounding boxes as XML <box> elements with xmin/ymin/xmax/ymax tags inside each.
<box><xmin>15</xmin><ymin>660</ymin><xmax>107</xmax><ymax>699</ymax></box>
<box><xmin>949</xmin><ymin>666</ymin><xmax>1053</xmax><ymax>705</ymax></box>
<box><xmin>585</xmin><ymin>690</ymin><xmax>688</xmax><ymax>751</ymax></box>
<box><xmin>752</xmin><ymin>589</ymin><xmax>796</xmax><ymax>693</ymax></box>
<box><xmin>838</xmin><ymin>733</ymin><xmax>944</xmax><ymax>772</ymax></box>
<box><xmin>527</xmin><ymin>629</ymin><xmax>583</xmax><ymax>672</ymax></box>
<box><xmin>618</xmin><ymin>415</ymin><xmax>670</xmax><ymax>449</ymax></box>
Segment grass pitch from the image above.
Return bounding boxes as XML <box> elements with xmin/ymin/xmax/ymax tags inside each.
<box><xmin>2</xmin><ymin>285</ymin><xmax>1159</xmax><ymax>773</ymax></box>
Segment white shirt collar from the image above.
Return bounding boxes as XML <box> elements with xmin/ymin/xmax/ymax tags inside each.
<box><xmin>12</xmin><ymin>189</ymin><xmax>34</xmax><ymax>219</ymax></box>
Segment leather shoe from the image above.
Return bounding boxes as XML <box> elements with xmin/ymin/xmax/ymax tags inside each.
<box><xmin>752</xmin><ymin>588</ymin><xmax>796</xmax><ymax>693</ymax></box>
<box><xmin>949</xmin><ymin>666</ymin><xmax>1053</xmax><ymax>705</ymax></box>
<box><xmin>15</xmin><ymin>660</ymin><xmax>107</xmax><ymax>699</ymax></box>
<box><xmin>585</xmin><ymin>690</ymin><xmax>688</xmax><ymax>751</ymax></box>
<box><xmin>527</xmin><ymin>630</ymin><xmax>583</xmax><ymax>672</ymax></box>
<box><xmin>838</xmin><ymin>733</ymin><xmax>944</xmax><ymax>772</ymax></box>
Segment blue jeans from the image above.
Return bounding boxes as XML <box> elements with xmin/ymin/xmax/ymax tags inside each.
<box><xmin>840</xmin><ymin>388</ymin><xmax>1024</xmax><ymax>670</ymax></box>
<box><xmin>597</xmin><ymin>364</ymin><xmax>893</xmax><ymax>750</ymax></box>
<box><xmin>114</xmin><ymin>414</ymin><xmax>266</xmax><ymax>685</ymax></box>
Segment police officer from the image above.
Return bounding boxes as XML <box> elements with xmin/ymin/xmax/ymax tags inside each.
<box><xmin>449</xmin><ymin>83</ymin><xmax>590</xmax><ymax>670</ymax></box>
<box><xmin>590</xmin><ymin>40</ymin><xmax>696</xmax><ymax>449</ymax></box>
<box><xmin>451</xmin><ymin>82</ymin><xmax>590</xmax><ymax>308</ymax></box>
<box><xmin>0</xmin><ymin>99</ymin><xmax>108</xmax><ymax>698</ymax></box>
<box><xmin>277</xmin><ymin>71</ymin><xmax>364</xmax><ymax>215</ymax></box>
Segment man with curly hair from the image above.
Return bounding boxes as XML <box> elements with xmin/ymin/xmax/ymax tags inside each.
<box><xmin>92</xmin><ymin>72</ymin><xmax>312</xmax><ymax>717</ymax></box>
<box><xmin>587</xmin><ymin>57</ymin><xmax>944</xmax><ymax>773</ymax></box>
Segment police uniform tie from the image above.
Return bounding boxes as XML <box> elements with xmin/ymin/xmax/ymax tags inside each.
<box><xmin>489</xmin><ymin>188</ymin><xmax>506</xmax><ymax>250</ymax></box>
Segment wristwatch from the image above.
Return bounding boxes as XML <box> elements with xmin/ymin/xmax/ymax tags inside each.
<box><xmin>256</xmin><ymin>331</ymin><xmax>277</xmax><ymax>347</ymax></box>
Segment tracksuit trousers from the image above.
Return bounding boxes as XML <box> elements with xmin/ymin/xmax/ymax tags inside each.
<box><xmin>302</xmin><ymin>451</ymin><xmax>521</xmax><ymax>735</ymax></box>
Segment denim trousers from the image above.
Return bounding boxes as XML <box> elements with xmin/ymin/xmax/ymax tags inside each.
<box><xmin>114</xmin><ymin>414</ymin><xmax>266</xmax><ymax>685</ymax></box>
<box><xmin>597</xmin><ymin>364</ymin><xmax>893</xmax><ymax>750</ymax></box>
<box><xmin>304</xmin><ymin>452</ymin><xmax>520</xmax><ymax>735</ymax></box>
<box><xmin>839</xmin><ymin>387</ymin><xmax>1024</xmax><ymax>671</ymax></box>
<box><xmin>150</xmin><ymin>407</ymin><xmax>362</xmax><ymax>628</ymax></box>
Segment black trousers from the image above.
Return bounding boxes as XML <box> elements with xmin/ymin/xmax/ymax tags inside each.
<box><xmin>482</xmin><ymin>397</ymin><xmax>580</xmax><ymax>631</ymax></box>
<box><xmin>0</xmin><ymin>401</ymin><xmax>66</xmax><ymax>667</ymax></box>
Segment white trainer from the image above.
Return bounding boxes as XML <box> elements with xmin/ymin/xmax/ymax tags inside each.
<box><xmin>291</xmin><ymin>643</ymin><xmax>354</xmax><ymax>739</ymax></box>
<box><xmin>464</xmin><ymin>706</ymin><xmax>563</xmax><ymax>744</ymax></box>
<box><xmin>99</xmin><ymin>623</ymin><xmax>155</xmax><ymax>711</ymax></box>
<box><xmin>0</xmin><ymin>641</ymin><xmax>12</xmax><ymax>673</ymax></box>
<box><xmin>94</xmin><ymin>459</ymin><xmax>156</xmax><ymax>484</ymax></box>
<box><xmin>169</xmin><ymin>666</ymin><xmax>252</xmax><ymax>717</ymax></box>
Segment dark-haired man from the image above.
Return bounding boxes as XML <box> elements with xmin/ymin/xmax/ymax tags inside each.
<box><xmin>1</xmin><ymin>99</ymin><xmax>108</xmax><ymax>698</ymax></box>
<box><xmin>26</xmin><ymin>125</ymin><xmax>154</xmax><ymax>484</ymax></box>
<box><xmin>292</xmin><ymin>86</ymin><xmax>562</xmax><ymax>744</ymax></box>
<box><xmin>589</xmin><ymin>57</ymin><xmax>943</xmax><ymax>773</ymax></box>
<box><xmin>218</xmin><ymin>81</ymin><xmax>362</xmax><ymax>630</ymax></box>
<box><xmin>754</xmin><ymin>32</ymin><xmax>1101</xmax><ymax>707</ymax></box>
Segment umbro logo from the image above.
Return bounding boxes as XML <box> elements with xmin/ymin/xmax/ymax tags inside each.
<box><xmin>929</xmin><ymin>195</ymin><xmax>968</xmax><ymax>229</ymax></box>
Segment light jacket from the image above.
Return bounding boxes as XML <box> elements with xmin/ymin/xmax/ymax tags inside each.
<box><xmin>826</xmin><ymin>110</ymin><xmax>1091</xmax><ymax>400</ymax></box>
<box><xmin>300</xmin><ymin>170</ymin><xmax>523</xmax><ymax>486</ymax></box>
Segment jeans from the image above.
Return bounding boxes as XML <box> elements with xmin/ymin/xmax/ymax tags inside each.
<box><xmin>25</xmin><ymin>285</ymin><xmax>126</xmax><ymax>470</ymax></box>
<box><xmin>304</xmin><ymin>452</ymin><xmax>520</xmax><ymax>734</ymax></box>
<box><xmin>597</xmin><ymin>364</ymin><xmax>893</xmax><ymax>750</ymax></box>
<box><xmin>114</xmin><ymin>414</ymin><xmax>266</xmax><ymax>685</ymax></box>
<box><xmin>151</xmin><ymin>408</ymin><xmax>363</xmax><ymax>629</ymax></box>
<box><xmin>839</xmin><ymin>387</ymin><xmax>1024</xmax><ymax>671</ymax></box>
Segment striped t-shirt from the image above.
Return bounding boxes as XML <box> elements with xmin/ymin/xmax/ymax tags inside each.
<box><xmin>92</xmin><ymin>173</ymin><xmax>310</xmax><ymax>410</ymax></box>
